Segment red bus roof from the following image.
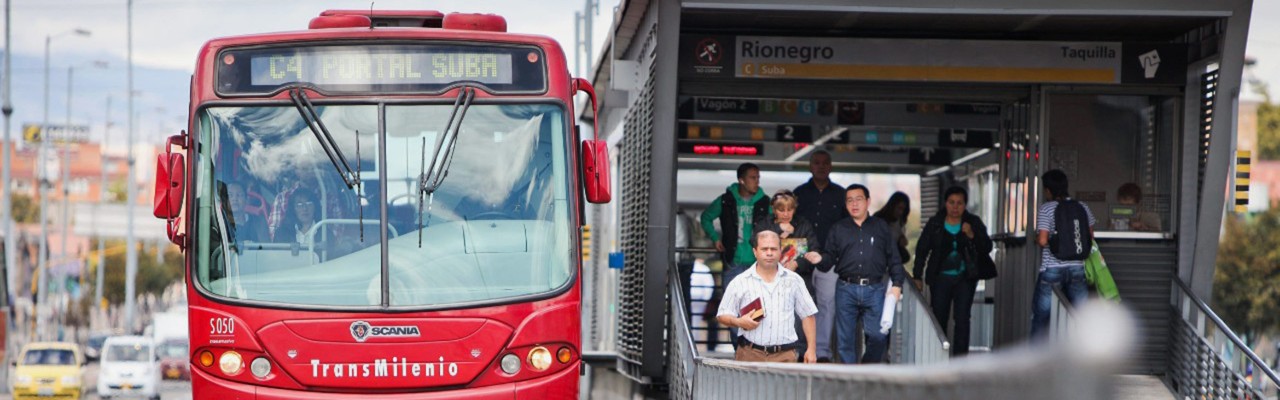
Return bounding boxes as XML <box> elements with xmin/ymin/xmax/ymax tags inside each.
<box><xmin>189</xmin><ymin>26</ymin><xmax>570</xmax><ymax>103</ymax></box>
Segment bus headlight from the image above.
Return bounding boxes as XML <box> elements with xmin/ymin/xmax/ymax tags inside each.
<box><xmin>250</xmin><ymin>357</ymin><xmax>272</xmax><ymax>378</ymax></box>
<box><xmin>527</xmin><ymin>346</ymin><xmax>552</xmax><ymax>372</ymax></box>
<box><xmin>61</xmin><ymin>375</ymin><xmax>79</xmax><ymax>386</ymax></box>
<box><xmin>500</xmin><ymin>354</ymin><xmax>520</xmax><ymax>375</ymax></box>
<box><xmin>219</xmin><ymin>351</ymin><xmax>244</xmax><ymax>376</ymax></box>
<box><xmin>15</xmin><ymin>374</ymin><xmax>31</xmax><ymax>385</ymax></box>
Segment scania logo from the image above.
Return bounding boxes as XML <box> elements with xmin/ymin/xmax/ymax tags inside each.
<box><xmin>350</xmin><ymin>321</ymin><xmax>422</xmax><ymax>342</ymax></box>
<box><xmin>351</xmin><ymin>321</ymin><xmax>372</xmax><ymax>342</ymax></box>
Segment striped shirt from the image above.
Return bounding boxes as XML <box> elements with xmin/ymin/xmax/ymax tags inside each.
<box><xmin>717</xmin><ymin>263</ymin><xmax>819</xmax><ymax>346</ymax></box>
<box><xmin>1036</xmin><ymin>200</ymin><xmax>1096</xmax><ymax>271</ymax></box>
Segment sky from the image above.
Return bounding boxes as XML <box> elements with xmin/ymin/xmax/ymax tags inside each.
<box><xmin>0</xmin><ymin>0</ymin><xmax>620</xmax><ymax>149</ymax></box>
<box><xmin>0</xmin><ymin>0</ymin><xmax>1276</xmax><ymax>151</ymax></box>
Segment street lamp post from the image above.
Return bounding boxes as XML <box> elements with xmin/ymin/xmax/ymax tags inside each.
<box><xmin>36</xmin><ymin>27</ymin><xmax>89</xmax><ymax>341</ymax></box>
<box><xmin>59</xmin><ymin>60</ymin><xmax>107</xmax><ymax>306</ymax></box>
<box><xmin>94</xmin><ymin>95</ymin><xmax>111</xmax><ymax>322</ymax></box>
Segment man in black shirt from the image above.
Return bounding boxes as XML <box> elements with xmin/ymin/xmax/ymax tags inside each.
<box><xmin>815</xmin><ymin>184</ymin><xmax>906</xmax><ymax>364</ymax></box>
<box><xmin>793</xmin><ymin>150</ymin><xmax>845</xmax><ymax>362</ymax></box>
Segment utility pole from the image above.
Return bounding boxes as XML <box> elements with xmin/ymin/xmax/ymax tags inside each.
<box><xmin>124</xmin><ymin>0</ymin><xmax>138</xmax><ymax>333</ymax></box>
<box><xmin>37</xmin><ymin>34</ymin><xmax>52</xmax><ymax>341</ymax></box>
<box><xmin>95</xmin><ymin>96</ymin><xmax>109</xmax><ymax>312</ymax></box>
<box><xmin>2</xmin><ymin>0</ymin><xmax>15</xmax><ymax>322</ymax></box>
<box><xmin>60</xmin><ymin>67</ymin><xmax>72</xmax><ymax>297</ymax></box>
<box><xmin>575</xmin><ymin>0</ymin><xmax>598</xmax><ymax>77</ymax></box>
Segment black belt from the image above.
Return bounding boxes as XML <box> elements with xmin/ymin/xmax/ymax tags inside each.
<box><xmin>737</xmin><ymin>337</ymin><xmax>797</xmax><ymax>353</ymax></box>
<box><xmin>839</xmin><ymin>275</ymin><xmax>884</xmax><ymax>285</ymax></box>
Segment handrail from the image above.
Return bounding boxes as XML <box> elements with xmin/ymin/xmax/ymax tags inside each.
<box><xmin>671</xmin><ymin>266</ymin><xmax>702</xmax><ymax>362</ymax></box>
<box><xmin>1046</xmin><ymin>286</ymin><xmax>1075</xmax><ymax>343</ymax></box>
<box><xmin>904</xmin><ymin>281</ymin><xmax>951</xmax><ymax>349</ymax></box>
<box><xmin>1172</xmin><ymin>278</ymin><xmax>1280</xmax><ymax>386</ymax></box>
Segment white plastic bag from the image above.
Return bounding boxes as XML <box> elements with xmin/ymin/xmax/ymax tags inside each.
<box><xmin>880</xmin><ymin>283</ymin><xmax>897</xmax><ymax>335</ymax></box>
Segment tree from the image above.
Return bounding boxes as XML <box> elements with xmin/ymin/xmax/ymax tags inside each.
<box><xmin>1213</xmin><ymin>208</ymin><xmax>1280</xmax><ymax>339</ymax></box>
<box><xmin>11</xmin><ymin>194</ymin><xmax>41</xmax><ymax>224</ymax></box>
<box><xmin>107</xmin><ymin>179</ymin><xmax>127</xmax><ymax>203</ymax></box>
<box><xmin>87</xmin><ymin>239</ymin><xmax>183</xmax><ymax>305</ymax></box>
<box><xmin>1258</xmin><ymin>101</ymin><xmax>1280</xmax><ymax>160</ymax></box>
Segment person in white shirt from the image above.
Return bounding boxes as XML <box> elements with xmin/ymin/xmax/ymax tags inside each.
<box><xmin>717</xmin><ymin>230</ymin><xmax>819</xmax><ymax>363</ymax></box>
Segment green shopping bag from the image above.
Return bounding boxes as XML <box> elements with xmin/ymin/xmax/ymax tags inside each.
<box><xmin>1085</xmin><ymin>240</ymin><xmax>1120</xmax><ymax>301</ymax></box>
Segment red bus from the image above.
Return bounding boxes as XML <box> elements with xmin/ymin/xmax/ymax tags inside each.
<box><xmin>152</xmin><ymin>9</ymin><xmax>610</xmax><ymax>398</ymax></box>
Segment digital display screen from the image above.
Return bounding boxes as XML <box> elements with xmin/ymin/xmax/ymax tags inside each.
<box><xmin>677</xmin><ymin>141</ymin><xmax>764</xmax><ymax>156</ymax></box>
<box><xmin>217</xmin><ymin>44</ymin><xmax>546</xmax><ymax>95</ymax></box>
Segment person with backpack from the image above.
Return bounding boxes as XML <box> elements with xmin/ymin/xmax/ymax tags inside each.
<box><xmin>1030</xmin><ymin>169</ymin><xmax>1096</xmax><ymax>342</ymax></box>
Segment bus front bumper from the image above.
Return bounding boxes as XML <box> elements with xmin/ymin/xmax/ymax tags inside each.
<box><xmin>192</xmin><ymin>361</ymin><xmax>578</xmax><ymax>399</ymax></box>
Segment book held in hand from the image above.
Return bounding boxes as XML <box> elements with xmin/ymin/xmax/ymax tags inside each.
<box><xmin>740</xmin><ymin>297</ymin><xmax>765</xmax><ymax>321</ymax></box>
<box><xmin>780</xmin><ymin>238</ymin><xmax>808</xmax><ymax>266</ymax></box>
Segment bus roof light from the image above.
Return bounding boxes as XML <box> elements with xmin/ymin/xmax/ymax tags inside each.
<box><xmin>443</xmin><ymin>13</ymin><xmax>507</xmax><ymax>32</ymax></box>
<box><xmin>309</xmin><ymin>15</ymin><xmax>372</xmax><ymax>29</ymax></box>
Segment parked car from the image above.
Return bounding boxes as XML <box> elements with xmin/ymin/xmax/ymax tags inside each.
<box><xmin>97</xmin><ymin>336</ymin><xmax>161</xmax><ymax>400</ymax></box>
<box><xmin>10</xmin><ymin>341</ymin><xmax>83</xmax><ymax>400</ymax></box>
<box><xmin>84</xmin><ymin>333</ymin><xmax>110</xmax><ymax>362</ymax></box>
<box><xmin>157</xmin><ymin>337</ymin><xmax>190</xmax><ymax>380</ymax></box>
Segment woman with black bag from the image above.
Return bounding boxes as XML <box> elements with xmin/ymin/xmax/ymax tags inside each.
<box><xmin>911</xmin><ymin>186</ymin><xmax>993</xmax><ymax>356</ymax></box>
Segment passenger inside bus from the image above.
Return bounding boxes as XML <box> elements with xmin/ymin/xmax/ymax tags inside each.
<box><xmin>224</xmin><ymin>181</ymin><xmax>270</xmax><ymax>245</ymax></box>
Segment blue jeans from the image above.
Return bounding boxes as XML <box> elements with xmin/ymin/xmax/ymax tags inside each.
<box><xmin>1030</xmin><ymin>265</ymin><xmax>1089</xmax><ymax>341</ymax></box>
<box><xmin>835</xmin><ymin>280</ymin><xmax>888</xmax><ymax>364</ymax></box>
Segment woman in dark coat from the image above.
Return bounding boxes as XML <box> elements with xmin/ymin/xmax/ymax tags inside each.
<box><xmin>753</xmin><ymin>189</ymin><xmax>824</xmax><ymax>361</ymax></box>
<box><xmin>912</xmin><ymin>186</ymin><xmax>992</xmax><ymax>357</ymax></box>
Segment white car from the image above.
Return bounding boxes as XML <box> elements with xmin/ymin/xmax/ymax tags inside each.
<box><xmin>96</xmin><ymin>336</ymin><xmax>162</xmax><ymax>400</ymax></box>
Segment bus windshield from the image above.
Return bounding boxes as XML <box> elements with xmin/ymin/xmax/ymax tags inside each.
<box><xmin>196</xmin><ymin>103</ymin><xmax>573</xmax><ymax>308</ymax></box>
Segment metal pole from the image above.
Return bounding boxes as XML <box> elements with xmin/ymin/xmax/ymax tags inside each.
<box><xmin>1</xmin><ymin>0</ymin><xmax>16</xmax><ymax>325</ymax></box>
<box><xmin>1</xmin><ymin>1</ymin><xmax>14</xmax><ymax>376</ymax></box>
<box><xmin>60</xmin><ymin>67</ymin><xmax>71</xmax><ymax>297</ymax></box>
<box><xmin>36</xmin><ymin>34</ymin><xmax>50</xmax><ymax>341</ymax></box>
<box><xmin>574</xmin><ymin>12</ymin><xmax>581</xmax><ymax>77</ymax></box>
<box><xmin>583</xmin><ymin>0</ymin><xmax>594</xmax><ymax>74</ymax></box>
<box><xmin>124</xmin><ymin>0</ymin><xmax>138</xmax><ymax>334</ymax></box>
<box><xmin>95</xmin><ymin>96</ymin><xmax>109</xmax><ymax>313</ymax></box>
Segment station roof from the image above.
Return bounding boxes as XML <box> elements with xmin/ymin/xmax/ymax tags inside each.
<box><xmin>679</xmin><ymin>9</ymin><xmax>1219</xmax><ymax>42</ymax></box>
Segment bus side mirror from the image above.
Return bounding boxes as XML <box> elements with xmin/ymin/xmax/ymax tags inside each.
<box><xmin>582</xmin><ymin>140</ymin><xmax>610</xmax><ymax>204</ymax></box>
<box><xmin>574</xmin><ymin>78</ymin><xmax>611</xmax><ymax>204</ymax></box>
<box><xmin>152</xmin><ymin>152</ymin><xmax>185</xmax><ymax>219</ymax></box>
<box><xmin>153</xmin><ymin>133</ymin><xmax>189</xmax><ymax>248</ymax></box>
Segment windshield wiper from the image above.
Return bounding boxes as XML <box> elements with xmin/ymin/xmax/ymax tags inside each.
<box><xmin>418</xmin><ymin>86</ymin><xmax>476</xmax><ymax>246</ymax></box>
<box><xmin>289</xmin><ymin>88</ymin><xmax>367</xmax><ymax>242</ymax></box>
<box><xmin>289</xmin><ymin>87</ymin><xmax>359</xmax><ymax>189</ymax></box>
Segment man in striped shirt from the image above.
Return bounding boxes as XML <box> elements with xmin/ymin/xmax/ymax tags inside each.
<box><xmin>1030</xmin><ymin>169</ymin><xmax>1095</xmax><ymax>342</ymax></box>
<box><xmin>717</xmin><ymin>230</ymin><xmax>819</xmax><ymax>363</ymax></box>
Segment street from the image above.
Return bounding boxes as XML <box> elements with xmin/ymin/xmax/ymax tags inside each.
<box><xmin>1</xmin><ymin>361</ymin><xmax>192</xmax><ymax>400</ymax></box>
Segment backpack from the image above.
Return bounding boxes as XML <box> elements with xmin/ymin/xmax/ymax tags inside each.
<box><xmin>1049</xmin><ymin>199</ymin><xmax>1092</xmax><ymax>261</ymax></box>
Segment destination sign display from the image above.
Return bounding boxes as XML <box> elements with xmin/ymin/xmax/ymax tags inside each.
<box><xmin>681</xmin><ymin>35</ymin><xmax>1187</xmax><ymax>85</ymax></box>
<box><xmin>217</xmin><ymin>44</ymin><xmax>546</xmax><ymax>95</ymax></box>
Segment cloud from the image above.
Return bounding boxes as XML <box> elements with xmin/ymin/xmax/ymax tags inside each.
<box><xmin>7</xmin><ymin>0</ymin><xmax>617</xmax><ymax>73</ymax></box>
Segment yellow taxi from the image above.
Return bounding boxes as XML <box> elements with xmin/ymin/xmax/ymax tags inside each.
<box><xmin>10</xmin><ymin>341</ymin><xmax>83</xmax><ymax>399</ymax></box>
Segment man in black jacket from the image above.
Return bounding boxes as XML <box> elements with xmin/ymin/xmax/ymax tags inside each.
<box><xmin>814</xmin><ymin>184</ymin><xmax>906</xmax><ymax>364</ymax></box>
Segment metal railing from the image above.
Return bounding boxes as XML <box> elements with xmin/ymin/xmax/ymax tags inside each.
<box><xmin>669</xmin><ymin>262</ymin><xmax>700</xmax><ymax>399</ymax></box>
<box><xmin>1048</xmin><ymin>286</ymin><xmax>1075</xmax><ymax>342</ymax></box>
<box><xmin>665</xmin><ymin>263</ymin><xmax>1144</xmax><ymax>399</ymax></box>
<box><xmin>1169</xmin><ymin>278</ymin><xmax>1280</xmax><ymax>399</ymax></box>
<box><xmin>890</xmin><ymin>282</ymin><xmax>951</xmax><ymax>364</ymax></box>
